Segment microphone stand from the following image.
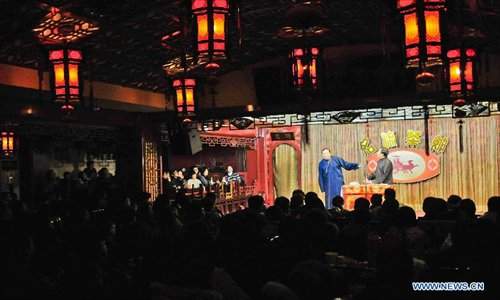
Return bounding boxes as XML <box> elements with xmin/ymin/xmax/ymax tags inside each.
<box><xmin>364</xmin><ymin>161</ymin><xmax>369</xmax><ymax>199</ymax></box>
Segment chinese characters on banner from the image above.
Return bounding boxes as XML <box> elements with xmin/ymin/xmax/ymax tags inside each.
<box><xmin>380</xmin><ymin>131</ymin><xmax>398</xmax><ymax>148</ymax></box>
<box><xmin>359</xmin><ymin>130</ymin><xmax>448</xmax><ymax>155</ymax></box>
<box><xmin>430</xmin><ymin>135</ymin><xmax>449</xmax><ymax>153</ymax></box>
<box><xmin>359</xmin><ymin>137</ymin><xmax>377</xmax><ymax>156</ymax></box>
<box><xmin>405</xmin><ymin>130</ymin><xmax>422</xmax><ymax>148</ymax></box>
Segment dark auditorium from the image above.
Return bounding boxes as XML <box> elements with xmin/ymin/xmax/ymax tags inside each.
<box><xmin>0</xmin><ymin>0</ymin><xmax>499</xmax><ymax>299</ymax></box>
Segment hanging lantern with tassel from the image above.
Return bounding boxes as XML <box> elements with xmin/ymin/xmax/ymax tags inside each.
<box><xmin>397</xmin><ymin>0</ymin><xmax>445</xmax><ymax>69</ymax></box>
<box><xmin>173</xmin><ymin>78</ymin><xmax>197</xmax><ymax>121</ymax></box>
<box><xmin>290</xmin><ymin>47</ymin><xmax>319</xmax><ymax>90</ymax></box>
<box><xmin>192</xmin><ymin>0</ymin><xmax>229</xmax><ymax>69</ymax></box>
<box><xmin>1</xmin><ymin>131</ymin><xmax>15</xmax><ymax>157</ymax></box>
<box><xmin>48</xmin><ymin>48</ymin><xmax>83</xmax><ymax>111</ymax></box>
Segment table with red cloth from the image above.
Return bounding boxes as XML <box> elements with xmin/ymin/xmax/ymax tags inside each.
<box><xmin>341</xmin><ymin>184</ymin><xmax>396</xmax><ymax>210</ymax></box>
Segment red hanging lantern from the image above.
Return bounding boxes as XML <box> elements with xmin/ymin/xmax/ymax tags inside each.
<box><xmin>49</xmin><ymin>48</ymin><xmax>83</xmax><ymax>111</ymax></box>
<box><xmin>397</xmin><ymin>0</ymin><xmax>445</xmax><ymax>68</ymax></box>
<box><xmin>192</xmin><ymin>0</ymin><xmax>229</xmax><ymax>68</ymax></box>
<box><xmin>447</xmin><ymin>48</ymin><xmax>477</xmax><ymax>102</ymax></box>
<box><xmin>173</xmin><ymin>78</ymin><xmax>197</xmax><ymax>118</ymax></box>
<box><xmin>1</xmin><ymin>132</ymin><xmax>15</xmax><ymax>156</ymax></box>
<box><xmin>290</xmin><ymin>47</ymin><xmax>319</xmax><ymax>90</ymax></box>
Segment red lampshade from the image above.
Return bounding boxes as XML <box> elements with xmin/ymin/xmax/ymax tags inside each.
<box><xmin>49</xmin><ymin>49</ymin><xmax>82</xmax><ymax>109</ymax></box>
<box><xmin>397</xmin><ymin>0</ymin><xmax>445</xmax><ymax>68</ymax></box>
<box><xmin>1</xmin><ymin>132</ymin><xmax>15</xmax><ymax>155</ymax></box>
<box><xmin>447</xmin><ymin>48</ymin><xmax>477</xmax><ymax>101</ymax></box>
<box><xmin>173</xmin><ymin>78</ymin><xmax>197</xmax><ymax>117</ymax></box>
<box><xmin>290</xmin><ymin>47</ymin><xmax>319</xmax><ymax>90</ymax></box>
<box><xmin>192</xmin><ymin>0</ymin><xmax>229</xmax><ymax>66</ymax></box>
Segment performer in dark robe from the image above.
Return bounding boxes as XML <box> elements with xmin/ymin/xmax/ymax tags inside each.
<box><xmin>318</xmin><ymin>148</ymin><xmax>360</xmax><ymax>209</ymax></box>
<box><xmin>367</xmin><ymin>148</ymin><xmax>394</xmax><ymax>184</ymax></box>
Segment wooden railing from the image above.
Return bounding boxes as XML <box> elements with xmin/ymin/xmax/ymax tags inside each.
<box><xmin>185</xmin><ymin>182</ymin><xmax>255</xmax><ymax>215</ymax></box>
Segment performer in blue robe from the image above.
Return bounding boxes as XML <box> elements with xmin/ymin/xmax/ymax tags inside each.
<box><xmin>318</xmin><ymin>148</ymin><xmax>360</xmax><ymax>209</ymax></box>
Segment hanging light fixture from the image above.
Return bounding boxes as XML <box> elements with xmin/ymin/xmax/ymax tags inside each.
<box><xmin>447</xmin><ymin>48</ymin><xmax>477</xmax><ymax>105</ymax></box>
<box><xmin>48</xmin><ymin>48</ymin><xmax>83</xmax><ymax>111</ymax></box>
<box><xmin>1</xmin><ymin>132</ymin><xmax>15</xmax><ymax>156</ymax></box>
<box><xmin>173</xmin><ymin>78</ymin><xmax>197</xmax><ymax>120</ymax></box>
<box><xmin>192</xmin><ymin>0</ymin><xmax>229</xmax><ymax>69</ymax></box>
<box><xmin>32</xmin><ymin>7</ymin><xmax>99</xmax><ymax>44</ymax></box>
<box><xmin>32</xmin><ymin>6</ymin><xmax>99</xmax><ymax>114</ymax></box>
<box><xmin>397</xmin><ymin>0</ymin><xmax>445</xmax><ymax>69</ymax></box>
<box><xmin>290</xmin><ymin>47</ymin><xmax>319</xmax><ymax>90</ymax></box>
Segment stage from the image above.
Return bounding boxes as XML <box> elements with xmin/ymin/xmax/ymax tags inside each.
<box><xmin>166</xmin><ymin>112</ymin><xmax>499</xmax><ymax>213</ymax></box>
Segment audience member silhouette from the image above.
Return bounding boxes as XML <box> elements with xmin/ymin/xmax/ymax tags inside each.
<box><xmin>1</xmin><ymin>169</ymin><xmax>499</xmax><ymax>300</ymax></box>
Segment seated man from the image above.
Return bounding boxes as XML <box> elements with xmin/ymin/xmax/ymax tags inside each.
<box><xmin>222</xmin><ymin>165</ymin><xmax>241</xmax><ymax>190</ymax></box>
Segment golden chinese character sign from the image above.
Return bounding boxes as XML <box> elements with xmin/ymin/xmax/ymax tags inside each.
<box><xmin>405</xmin><ymin>130</ymin><xmax>422</xmax><ymax>148</ymax></box>
<box><xmin>380</xmin><ymin>131</ymin><xmax>398</xmax><ymax>148</ymax></box>
<box><xmin>431</xmin><ymin>135</ymin><xmax>449</xmax><ymax>154</ymax></box>
<box><xmin>359</xmin><ymin>137</ymin><xmax>377</xmax><ymax>156</ymax></box>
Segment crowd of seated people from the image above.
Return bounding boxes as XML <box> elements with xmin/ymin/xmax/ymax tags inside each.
<box><xmin>163</xmin><ymin>165</ymin><xmax>243</xmax><ymax>196</ymax></box>
<box><xmin>37</xmin><ymin>162</ymin><xmax>117</xmax><ymax>209</ymax></box>
<box><xmin>1</xmin><ymin>172</ymin><xmax>499</xmax><ymax>300</ymax></box>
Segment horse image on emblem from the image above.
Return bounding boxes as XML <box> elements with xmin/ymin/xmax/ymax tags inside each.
<box><xmin>392</xmin><ymin>156</ymin><xmax>419</xmax><ymax>174</ymax></box>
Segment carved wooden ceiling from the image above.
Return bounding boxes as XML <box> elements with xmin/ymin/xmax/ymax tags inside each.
<box><xmin>1</xmin><ymin>0</ymin><xmax>499</xmax><ymax>96</ymax></box>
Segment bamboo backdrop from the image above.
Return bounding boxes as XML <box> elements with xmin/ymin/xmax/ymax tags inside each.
<box><xmin>301</xmin><ymin>115</ymin><xmax>500</xmax><ymax>212</ymax></box>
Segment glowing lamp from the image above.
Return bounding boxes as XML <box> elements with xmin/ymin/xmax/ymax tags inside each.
<box><xmin>447</xmin><ymin>48</ymin><xmax>477</xmax><ymax>102</ymax></box>
<box><xmin>49</xmin><ymin>49</ymin><xmax>82</xmax><ymax>109</ymax></box>
<box><xmin>397</xmin><ymin>0</ymin><xmax>445</xmax><ymax>68</ymax></box>
<box><xmin>173</xmin><ymin>78</ymin><xmax>197</xmax><ymax>117</ymax></box>
<box><xmin>290</xmin><ymin>47</ymin><xmax>319</xmax><ymax>90</ymax></box>
<box><xmin>192</xmin><ymin>0</ymin><xmax>229</xmax><ymax>66</ymax></box>
<box><xmin>1</xmin><ymin>132</ymin><xmax>15</xmax><ymax>156</ymax></box>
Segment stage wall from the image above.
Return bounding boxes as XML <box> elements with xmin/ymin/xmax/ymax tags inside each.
<box><xmin>301</xmin><ymin>115</ymin><xmax>500</xmax><ymax>212</ymax></box>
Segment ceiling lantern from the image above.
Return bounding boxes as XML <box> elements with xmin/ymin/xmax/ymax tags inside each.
<box><xmin>32</xmin><ymin>7</ymin><xmax>99</xmax><ymax>44</ymax></box>
<box><xmin>173</xmin><ymin>78</ymin><xmax>197</xmax><ymax>120</ymax></box>
<box><xmin>192</xmin><ymin>0</ymin><xmax>229</xmax><ymax>69</ymax></box>
<box><xmin>49</xmin><ymin>49</ymin><xmax>83</xmax><ymax>111</ymax></box>
<box><xmin>397</xmin><ymin>0</ymin><xmax>445</xmax><ymax>69</ymax></box>
<box><xmin>447</xmin><ymin>48</ymin><xmax>477</xmax><ymax>104</ymax></box>
<box><xmin>32</xmin><ymin>6</ymin><xmax>99</xmax><ymax>113</ymax></box>
<box><xmin>1</xmin><ymin>132</ymin><xmax>15</xmax><ymax>156</ymax></box>
<box><xmin>290</xmin><ymin>47</ymin><xmax>319</xmax><ymax>90</ymax></box>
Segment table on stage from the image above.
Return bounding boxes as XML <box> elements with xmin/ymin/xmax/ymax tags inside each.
<box><xmin>342</xmin><ymin>184</ymin><xmax>396</xmax><ymax>210</ymax></box>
